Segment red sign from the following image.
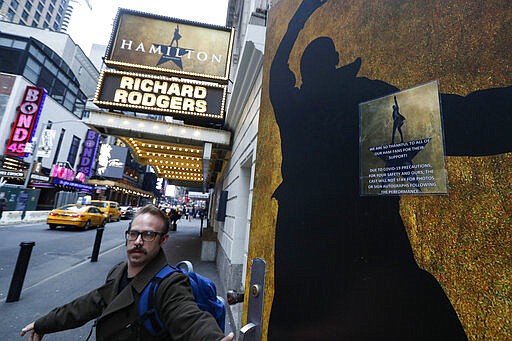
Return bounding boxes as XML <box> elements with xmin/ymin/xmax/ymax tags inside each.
<box><xmin>5</xmin><ymin>86</ymin><xmax>47</xmax><ymax>157</ymax></box>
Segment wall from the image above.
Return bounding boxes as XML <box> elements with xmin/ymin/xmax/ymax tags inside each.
<box><xmin>251</xmin><ymin>0</ymin><xmax>512</xmax><ymax>340</ymax></box>
<box><xmin>214</xmin><ymin>6</ymin><xmax>267</xmax><ymax>330</ymax></box>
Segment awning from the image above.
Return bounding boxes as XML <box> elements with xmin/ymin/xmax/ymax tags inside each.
<box><xmin>83</xmin><ymin>110</ymin><xmax>231</xmax><ymax>189</ymax></box>
<box><xmin>87</xmin><ymin>179</ymin><xmax>154</xmax><ymax>198</ymax></box>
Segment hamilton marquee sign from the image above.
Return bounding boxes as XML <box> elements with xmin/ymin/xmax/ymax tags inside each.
<box><xmin>94</xmin><ymin>70</ymin><xmax>227</xmax><ymax>121</ymax></box>
<box><xmin>104</xmin><ymin>8</ymin><xmax>235</xmax><ymax>82</ymax></box>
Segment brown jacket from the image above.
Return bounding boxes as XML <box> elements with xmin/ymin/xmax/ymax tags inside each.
<box><xmin>34</xmin><ymin>250</ymin><xmax>224</xmax><ymax>340</ymax></box>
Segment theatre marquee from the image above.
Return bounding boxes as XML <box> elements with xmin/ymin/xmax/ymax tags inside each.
<box><xmin>93</xmin><ymin>70</ymin><xmax>227</xmax><ymax>123</ymax></box>
<box><xmin>105</xmin><ymin>8</ymin><xmax>235</xmax><ymax>82</ymax></box>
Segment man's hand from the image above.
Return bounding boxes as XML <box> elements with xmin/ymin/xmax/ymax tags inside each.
<box><xmin>221</xmin><ymin>332</ymin><xmax>234</xmax><ymax>341</ymax></box>
<box><xmin>20</xmin><ymin>322</ymin><xmax>44</xmax><ymax>341</ymax></box>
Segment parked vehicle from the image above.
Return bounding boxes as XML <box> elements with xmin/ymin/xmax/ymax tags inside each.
<box><xmin>119</xmin><ymin>206</ymin><xmax>134</xmax><ymax>220</ymax></box>
<box><xmin>47</xmin><ymin>204</ymin><xmax>106</xmax><ymax>230</ymax></box>
<box><xmin>90</xmin><ymin>200</ymin><xmax>121</xmax><ymax>222</ymax></box>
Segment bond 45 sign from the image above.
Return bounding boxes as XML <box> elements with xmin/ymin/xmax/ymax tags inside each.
<box><xmin>5</xmin><ymin>86</ymin><xmax>47</xmax><ymax>157</ymax></box>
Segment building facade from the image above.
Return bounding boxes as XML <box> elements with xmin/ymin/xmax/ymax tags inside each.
<box><xmin>0</xmin><ymin>20</ymin><xmax>151</xmax><ymax>209</ymax></box>
<box><xmin>0</xmin><ymin>0</ymin><xmax>70</xmax><ymax>32</ymax></box>
<box><xmin>212</xmin><ymin>0</ymin><xmax>268</xmax><ymax>330</ymax></box>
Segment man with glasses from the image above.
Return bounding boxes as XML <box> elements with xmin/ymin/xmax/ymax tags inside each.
<box><xmin>21</xmin><ymin>204</ymin><xmax>234</xmax><ymax>341</ymax></box>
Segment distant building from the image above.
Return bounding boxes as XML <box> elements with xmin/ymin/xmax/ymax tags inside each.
<box><xmin>88</xmin><ymin>43</ymin><xmax>106</xmax><ymax>71</ymax></box>
<box><xmin>0</xmin><ymin>0</ymin><xmax>71</xmax><ymax>32</ymax></box>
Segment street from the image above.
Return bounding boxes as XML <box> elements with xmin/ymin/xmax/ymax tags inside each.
<box><xmin>0</xmin><ymin>219</ymin><xmax>129</xmax><ymax>340</ymax></box>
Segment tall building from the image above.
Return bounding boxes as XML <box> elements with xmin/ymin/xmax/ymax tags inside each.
<box><xmin>0</xmin><ymin>0</ymin><xmax>71</xmax><ymax>32</ymax></box>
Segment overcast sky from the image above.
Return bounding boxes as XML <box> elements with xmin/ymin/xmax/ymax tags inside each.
<box><xmin>66</xmin><ymin>0</ymin><xmax>230</xmax><ymax>55</ymax></box>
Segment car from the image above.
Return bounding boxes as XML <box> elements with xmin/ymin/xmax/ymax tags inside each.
<box><xmin>119</xmin><ymin>206</ymin><xmax>134</xmax><ymax>220</ymax></box>
<box><xmin>47</xmin><ymin>204</ymin><xmax>107</xmax><ymax>230</ymax></box>
<box><xmin>90</xmin><ymin>200</ymin><xmax>121</xmax><ymax>222</ymax></box>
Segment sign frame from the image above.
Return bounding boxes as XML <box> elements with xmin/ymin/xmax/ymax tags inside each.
<box><xmin>104</xmin><ymin>8</ymin><xmax>235</xmax><ymax>83</ymax></box>
<box><xmin>93</xmin><ymin>69</ymin><xmax>227</xmax><ymax>123</ymax></box>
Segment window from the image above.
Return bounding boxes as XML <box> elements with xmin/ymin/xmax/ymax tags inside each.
<box><xmin>67</xmin><ymin>135</ymin><xmax>81</xmax><ymax>167</ymax></box>
<box><xmin>48</xmin><ymin>4</ymin><xmax>54</xmax><ymax>13</ymax></box>
<box><xmin>0</xmin><ymin>37</ymin><xmax>14</xmax><ymax>47</ymax></box>
<box><xmin>10</xmin><ymin>0</ymin><xmax>18</xmax><ymax>10</ymax></box>
<box><xmin>43</xmin><ymin>58</ymin><xmax>57</xmax><ymax>74</ymax></box>
<box><xmin>7</xmin><ymin>9</ymin><xmax>15</xmax><ymax>20</ymax></box>
<box><xmin>51</xmin><ymin>78</ymin><xmax>66</xmax><ymax>102</ymax></box>
<box><xmin>29</xmin><ymin>45</ymin><xmax>44</xmax><ymax>62</ymax></box>
<box><xmin>37</xmin><ymin>67</ymin><xmax>54</xmax><ymax>91</ymax></box>
<box><xmin>25</xmin><ymin>1</ymin><xmax>32</xmax><ymax>10</ymax></box>
<box><xmin>34</xmin><ymin>12</ymin><xmax>40</xmax><ymax>20</ymax></box>
<box><xmin>31</xmin><ymin>21</ymin><xmax>38</xmax><ymax>27</ymax></box>
<box><xmin>23</xmin><ymin>58</ymin><xmax>41</xmax><ymax>83</ymax></box>
<box><xmin>46</xmin><ymin>13</ymin><xmax>51</xmax><ymax>22</ymax></box>
<box><xmin>12</xmin><ymin>40</ymin><xmax>26</xmax><ymax>49</ymax></box>
<box><xmin>63</xmin><ymin>92</ymin><xmax>75</xmax><ymax>111</ymax></box>
<box><xmin>21</xmin><ymin>10</ymin><xmax>29</xmax><ymax>20</ymax></box>
<box><xmin>74</xmin><ymin>94</ymin><xmax>86</xmax><ymax>118</ymax></box>
<box><xmin>53</xmin><ymin>22</ymin><xmax>59</xmax><ymax>31</ymax></box>
<box><xmin>37</xmin><ymin>3</ymin><xmax>43</xmax><ymax>12</ymax></box>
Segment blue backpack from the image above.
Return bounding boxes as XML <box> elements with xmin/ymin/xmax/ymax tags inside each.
<box><xmin>138</xmin><ymin>262</ymin><xmax>226</xmax><ymax>336</ymax></box>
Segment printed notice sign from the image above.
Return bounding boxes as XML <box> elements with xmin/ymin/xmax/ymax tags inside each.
<box><xmin>359</xmin><ymin>81</ymin><xmax>448</xmax><ymax>195</ymax></box>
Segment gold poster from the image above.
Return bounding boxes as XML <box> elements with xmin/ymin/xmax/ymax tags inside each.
<box><xmin>250</xmin><ymin>0</ymin><xmax>512</xmax><ymax>340</ymax></box>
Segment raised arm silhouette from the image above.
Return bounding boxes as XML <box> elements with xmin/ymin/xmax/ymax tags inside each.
<box><xmin>268</xmin><ymin>0</ymin><xmax>510</xmax><ymax>339</ymax></box>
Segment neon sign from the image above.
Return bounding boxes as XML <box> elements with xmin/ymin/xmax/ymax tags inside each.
<box><xmin>5</xmin><ymin>86</ymin><xmax>47</xmax><ymax>157</ymax></box>
<box><xmin>77</xmin><ymin>129</ymin><xmax>101</xmax><ymax>177</ymax></box>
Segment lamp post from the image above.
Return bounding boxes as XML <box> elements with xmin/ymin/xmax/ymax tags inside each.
<box><xmin>20</xmin><ymin>121</ymin><xmax>49</xmax><ymax>220</ymax></box>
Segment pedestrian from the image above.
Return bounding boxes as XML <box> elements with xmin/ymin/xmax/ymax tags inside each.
<box><xmin>0</xmin><ymin>192</ymin><xmax>6</xmax><ymax>221</ymax></box>
<box><xmin>20</xmin><ymin>204</ymin><xmax>234</xmax><ymax>341</ymax></box>
<box><xmin>168</xmin><ymin>208</ymin><xmax>179</xmax><ymax>231</ymax></box>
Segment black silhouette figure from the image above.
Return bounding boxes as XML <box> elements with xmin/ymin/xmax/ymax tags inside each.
<box><xmin>268</xmin><ymin>0</ymin><xmax>511</xmax><ymax>340</ymax></box>
<box><xmin>156</xmin><ymin>24</ymin><xmax>189</xmax><ymax>68</ymax></box>
<box><xmin>392</xmin><ymin>96</ymin><xmax>405</xmax><ymax>144</ymax></box>
<box><xmin>170</xmin><ymin>25</ymin><xmax>182</xmax><ymax>48</ymax></box>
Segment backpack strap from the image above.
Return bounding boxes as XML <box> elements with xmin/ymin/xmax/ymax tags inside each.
<box><xmin>139</xmin><ymin>265</ymin><xmax>179</xmax><ymax>336</ymax></box>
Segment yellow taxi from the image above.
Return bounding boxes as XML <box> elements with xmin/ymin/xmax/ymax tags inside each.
<box><xmin>90</xmin><ymin>200</ymin><xmax>121</xmax><ymax>222</ymax></box>
<box><xmin>47</xmin><ymin>204</ymin><xmax>107</xmax><ymax>230</ymax></box>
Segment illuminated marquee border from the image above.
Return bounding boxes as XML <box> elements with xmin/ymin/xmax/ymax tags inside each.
<box><xmin>93</xmin><ymin>69</ymin><xmax>228</xmax><ymax>121</ymax></box>
<box><xmin>104</xmin><ymin>8</ymin><xmax>235</xmax><ymax>83</ymax></box>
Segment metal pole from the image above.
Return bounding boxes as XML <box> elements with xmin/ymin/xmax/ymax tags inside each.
<box><xmin>21</xmin><ymin>121</ymin><xmax>50</xmax><ymax>220</ymax></box>
<box><xmin>90</xmin><ymin>227</ymin><xmax>104</xmax><ymax>262</ymax></box>
<box><xmin>6</xmin><ymin>242</ymin><xmax>36</xmax><ymax>302</ymax></box>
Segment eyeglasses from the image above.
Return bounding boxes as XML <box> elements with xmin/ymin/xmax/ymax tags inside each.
<box><xmin>125</xmin><ymin>230</ymin><xmax>166</xmax><ymax>242</ymax></box>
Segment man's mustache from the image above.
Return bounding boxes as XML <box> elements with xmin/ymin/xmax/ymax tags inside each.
<box><xmin>128</xmin><ymin>246</ymin><xmax>147</xmax><ymax>254</ymax></box>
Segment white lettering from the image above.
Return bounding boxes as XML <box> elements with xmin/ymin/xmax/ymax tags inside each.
<box><xmin>197</xmin><ymin>51</ymin><xmax>208</xmax><ymax>62</ymax></box>
<box><xmin>120</xmin><ymin>40</ymin><xmax>133</xmax><ymax>50</ymax></box>
<box><xmin>149</xmin><ymin>45</ymin><xmax>162</xmax><ymax>54</ymax></box>
<box><xmin>135</xmin><ymin>42</ymin><xmax>145</xmax><ymax>52</ymax></box>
